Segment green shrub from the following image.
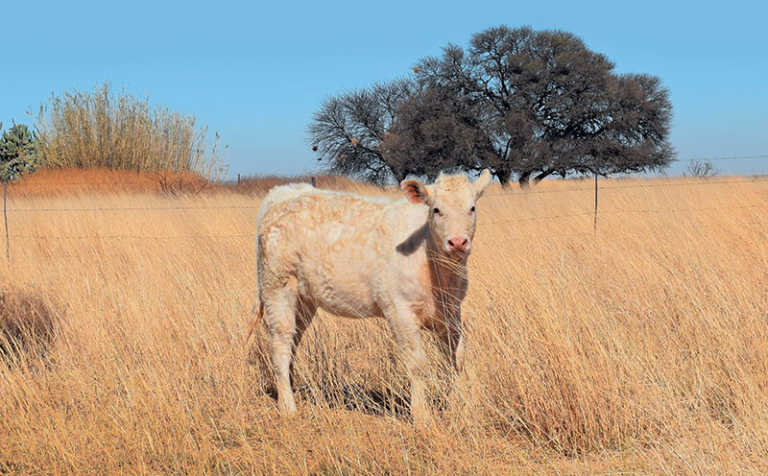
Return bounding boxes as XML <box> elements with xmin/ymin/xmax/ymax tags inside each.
<box><xmin>0</xmin><ymin>123</ymin><xmax>39</xmax><ymax>182</ymax></box>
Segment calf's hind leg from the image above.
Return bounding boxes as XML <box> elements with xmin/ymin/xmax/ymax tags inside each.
<box><xmin>289</xmin><ymin>296</ymin><xmax>318</xmax><ymax>388</ymax></box>
<box><xmin>263</xmin><ymin>279</ymin><xmax>303</xmax><ymax>415</ymax></box>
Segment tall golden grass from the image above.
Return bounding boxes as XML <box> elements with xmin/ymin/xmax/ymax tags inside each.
<box><xmin>0</xmin><ymin>174</ymin><xmax>767</xmax><ymax>473</ymax></box>
<box><xmin>35</xmin><ymin>83</ymin><xmax>226</xmax><ymax>179</ymax></box>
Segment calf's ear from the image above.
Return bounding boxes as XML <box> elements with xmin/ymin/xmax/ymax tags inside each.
<box><xmin>400</xmin><ymin>179</ymin><xmax>430</xmax><ymax>204</ymax></box>
<box><xmin>473</xmin><ymin>169</ymin><xmax>492</xmax><ymax>198</ymax></box>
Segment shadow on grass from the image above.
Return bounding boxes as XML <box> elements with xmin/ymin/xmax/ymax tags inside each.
<box><xmin>262</xmin><ymin>383</ymin><xmax>411</xmax><ymax>419</ymax></box>
<box><xmin>0</xmin><ymin>286</ymin><xmax>59</xmax><ymax>365</ymax></box>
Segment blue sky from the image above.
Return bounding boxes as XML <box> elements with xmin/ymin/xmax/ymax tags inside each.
<box><xmin>3</xmin><ymin>0</ymin><xmax>767</xmax><ymax>178</ymax></box>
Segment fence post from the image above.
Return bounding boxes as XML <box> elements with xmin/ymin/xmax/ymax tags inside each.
<box><xmin>3</xmin><ymin>180</ymin><xmax>8</xmax><ymax>261</ymax></box>
<box><xmin>237</xmin><ymin>173</ymin><xmax>241</xmax><ymax>185</ymax></box>
<box><xmin>593</xmin><ymin>172</ymin><xmax>598</xmax><ymax>235</ymax></box>
<box><xmin>311</xmin><ymin>176</ymin><xmax>317</xmax><ymax>187</ymax></box>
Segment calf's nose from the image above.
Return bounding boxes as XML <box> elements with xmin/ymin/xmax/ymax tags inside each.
<box><xmin>447</xmin><ymin>236</ymin><xmax>469</xmax><ymax>252</ymax></box>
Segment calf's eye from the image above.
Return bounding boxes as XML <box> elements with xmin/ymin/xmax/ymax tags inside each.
<box><xmin>433</xmin><ymin>207</ymin><xmax>441</xmax><ymax>215</ymax></box>
<box><xmin>470</xmin><ymin>206</ymin><xmax>476</xmax><ymax>213</ymax></box>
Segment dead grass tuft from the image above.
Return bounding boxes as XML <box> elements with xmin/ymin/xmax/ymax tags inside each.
<box><xmin>0</xmin><ymin>286</ymin><xmax>58</xmax><ymax>362</ymax></box>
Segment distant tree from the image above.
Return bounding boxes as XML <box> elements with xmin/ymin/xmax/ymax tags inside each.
<box><xmin>309</xmin><ymin>80</ymin><xmax>414</xmax><ymax>184</ymax></box>
<box><xmin>415</xmin><ymin>26</ymin><xmax>674</xmax><ymax>186</ymax></box>
<box><xmin>0</xmin><ymin>123</ymin><xmax>39</xmax><ymax>182</ymax></box>
<box><xmin>309</xmin><ymin>26</ymin><xmax>674</xmax><ymax>186</ymax></box>
<box><xmin>381</xmin><ymin>84</ymin><xmax>497</xmax><ymax>181</ymax></box>
<box><xmin>685</xmin><ymin>159</ymin><xmax>718</xmax><ymax>178</ymax></box>
<box><xmin>309</xmin><ymin>79</ymin><xmax>496</xmax><ymax>183</ymax></box>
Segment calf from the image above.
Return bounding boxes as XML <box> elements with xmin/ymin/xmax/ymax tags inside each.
<box><xmin>254</xmin><ymin>170</ymin><xmax>492</xmax><ymax>421</ymax></box>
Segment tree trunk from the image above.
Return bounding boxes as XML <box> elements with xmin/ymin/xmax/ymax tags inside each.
<box><xmin>495</xmin><ymin>169</ymin><xmax>513</xmax><ymax>188</ymax></box>
<box><xmin>533</xmin><ymin>169</ymin><xmax>556</xmax><ymax>183</ymax></box>
<box><xmin>517</xmin><ymin>170</ymin><xmax>532</xmax><ymax>189</ymax></box>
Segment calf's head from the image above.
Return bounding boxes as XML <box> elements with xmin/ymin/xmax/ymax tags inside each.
<box><xmin>401</xmin><ymin>169</ymin><xmax>492</xmax><ymax>258</ymax></box>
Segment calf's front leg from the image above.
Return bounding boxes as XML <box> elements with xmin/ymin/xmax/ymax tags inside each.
<box><xmin>436</xmin><ymin>315</ymin><xmax>465</xmax><ymax>373</ymax></box>
<box><xmin>386</xmin><ymin>306</ymin><xmax>431</xmax><ymax>425</ymax></box>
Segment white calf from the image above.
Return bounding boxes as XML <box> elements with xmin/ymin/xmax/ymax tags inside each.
<box><xmin>254</xmin><ymin>170</ymin><xmax>491</xmax><ymax>421</ymax></box>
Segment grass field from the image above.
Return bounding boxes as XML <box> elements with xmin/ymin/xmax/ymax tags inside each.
<box><xmin>1</xmin><ymin>171</ymin><xmax>767</xmax><ymax>474</ymax></box>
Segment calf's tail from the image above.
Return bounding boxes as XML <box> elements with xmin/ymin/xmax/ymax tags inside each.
<box><xmin>247</xmin><ymin>300</ymin><xmax>264</xmax><ymax>343</ymax></box>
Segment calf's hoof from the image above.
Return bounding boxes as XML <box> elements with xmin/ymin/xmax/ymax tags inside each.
<box><xmin>278</xmin><ymin>398</ymin><xmax>297</xmax><ymax>416</ymax></box>
<box><xmin>410</xmin><ymin>406</ymin><xmax>435</xmax><ymax>428</ymax></box>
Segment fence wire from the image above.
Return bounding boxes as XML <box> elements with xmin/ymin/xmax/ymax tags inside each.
<box><xmin>5</xmin><ymin>177</ymin><xmax>768</xmax><ymax>213</ymax></box>
<box><xmin>2</xmin><ymin>176</ymin><xmax>765</xmax><ymax>242</ymax></box>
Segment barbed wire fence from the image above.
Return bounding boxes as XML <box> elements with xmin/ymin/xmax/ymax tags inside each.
<box><xmin>2</xmin><ymin>155</ymin><xmax>767</xmax><ymax>261</ymax></box>
<box><xmin>588</xmin><ymin>154</ymin><xmax>768</xmax><ymax>234</ymax></box>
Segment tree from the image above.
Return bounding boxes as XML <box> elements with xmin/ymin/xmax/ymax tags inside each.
<box><xmin>0</xmin><ymin>123</ymin><xmax>39</xmax><ymax>261</ymax></box>
<box><xmin>309</xmin><ymin>26</ymin><xmax>673</xmax><ymax>186</ymax></box>
<box><xmin>381</xmin><ymin>84</ymin><xmax>497</xmax><ymax>181</ymax></box>
<box><xmin>685</xmin><ymin>159</ymin><xmax>718</xmax><ymax>178</ymax></box>
<box><xmin>414</xmin><ymin>26</ymin><xmax>673</xmax><ymax>186</ymax></box>
<box><xmin>309</xmin><ymin>80</ymin><xmax>414</xmax><ymax>184</ymax></box>
<box><xmin>0</xmin><ymin>123</ymin><xmax>38</xmax><ymax>182</ymax></box>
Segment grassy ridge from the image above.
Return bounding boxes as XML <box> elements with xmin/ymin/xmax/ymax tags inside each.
<box><xmin>1</xmin><ymin>175</ymin><xmax>767</xmax><ymax>473</ymax></box>
<box><xmin>7</xmin><ymin>167</ymin><xmax>372</xmax><ymax>198</ymax></box>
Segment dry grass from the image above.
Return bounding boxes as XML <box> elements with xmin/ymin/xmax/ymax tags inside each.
<box><xmin>230</xmin><ymin>174</ymin><xmax>379</xmax><ymax>196</ymax></box>
<box><xmin>35</xmin><ymin>82</ymin><xmax>226</xmax><ymax>179</ymax></box>
<box><xmin>0</xmin><ymin>285</ymin><xmax>58</xmax><ymax>363</ymax></box>
<box><xmin>0</xmin><ymin>174</ymin><xmax>767</xmax><ymax>474</ymax></box>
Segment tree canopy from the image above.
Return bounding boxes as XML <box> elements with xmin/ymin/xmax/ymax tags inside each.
<box><xmin>0</xmin><ymin>123</ymin><xmax>39</xmax><ymax>182</ymax></box>
<box><xmin>309</xmin><ymin>26</ymin><xmax>673</xmax><ymax>186</ymax></box>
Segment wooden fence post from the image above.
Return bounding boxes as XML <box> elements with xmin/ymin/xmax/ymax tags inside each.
<box><xmin>593</xmin><ymin>172</ymin><xmax>598</xmax><ymax>235</ymax></box>
<box><xmin>3</xmin><ymin>180</ymin><xmax>9</xmax><ymax>261</ymax></box>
